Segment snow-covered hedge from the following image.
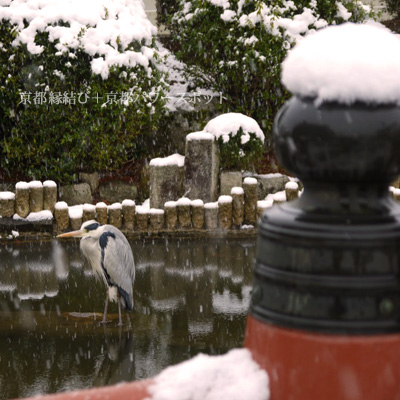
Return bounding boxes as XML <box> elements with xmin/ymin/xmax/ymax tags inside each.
<box><xmin>204</xmin><ymin>113</ymin><xmax>265</xmax><ymax>171</ymax></box>
<box><xmin>168</xmin><ymin>0</ymin><xmax>373</xmax><ymax>142</ymax></box>
<box><xmin>0</xmin><ymin>0</ymin><xmax>167</xmax><ymax>183</ymax></box>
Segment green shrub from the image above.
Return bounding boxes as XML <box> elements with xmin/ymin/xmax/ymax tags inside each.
<box><xmin>168</xmin><ymin>0</ymin><xmax>374</xmax><ymax>145</ymax></box>
<box><xmin>0</xmin><ymin>0</ymin><xmax>167</xmax><ymax>183</ymax></box>
<box><xmin>382</xmin><ymin>0</ymin><xmax>400</xmax><ymax>19</ymax></box>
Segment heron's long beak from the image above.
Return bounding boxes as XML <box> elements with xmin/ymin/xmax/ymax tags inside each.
<box><xmin>57</xmin><ymin>229</ymin><xmax>85</xmax><ymax>238</ymax></box>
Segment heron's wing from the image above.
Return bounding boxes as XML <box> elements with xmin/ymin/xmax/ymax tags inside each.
<box><xmin>100</xmin><ymin>226</ymin><xmax>135</xmax><ymax>310</ymax></box>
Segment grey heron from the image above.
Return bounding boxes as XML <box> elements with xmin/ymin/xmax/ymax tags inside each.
<box><xmin>57</xmin><ymin>220</ymin><xmax>135</xmax><ymax>326</ymax></box>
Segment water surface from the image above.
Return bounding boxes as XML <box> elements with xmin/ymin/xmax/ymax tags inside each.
<box><xmin>0</xmin><ymin>237</ymin><xmax>255</xmax><ymax>399</ymax></box>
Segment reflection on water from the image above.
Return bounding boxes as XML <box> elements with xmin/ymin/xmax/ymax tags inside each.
<box><xmin>0</xmin><ymin>238</ymin><xmax>255</xmax><ymax>400</ymax></box>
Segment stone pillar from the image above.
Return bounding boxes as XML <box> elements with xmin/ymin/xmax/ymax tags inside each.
<box><xmin>257</xmin><ymin>200</ymin><xmax>272</xmax><ymax>220</ymax></box>
<box><xmin>43</xmin><ymin>180</ymin><xmax>57</xmax><ymax>213</ymax></box>
<box><xmin>164</xmin><ymin>201</ymin><xmax>178</xmax><ymax>230</ymax></box>
<box><xmin>204</xmin><ymin>202</ymin><xmax>218</xmax><ymax>230</ymax></box>
<box><xmin>150</xmin><ymin>209</ymin><xmax>165</xmax><ymax>231</ymax></box>
<box><xmin>220</xmin><ymin>171</ymin><xmax>242</xmax><ymax>196</ymax></box>
<box><xmin>192</xmin><ymin>199</ymin><xmax>205</xmax><ymax>229</ymax></box>
<box><xmin>108</xmin><ymin>203</ymin><xmax>122</xmax><ymax>228</ymax></box>
<box><xmin>177</xmin><ymin>197</ymin><xmax>192</xmax><ymax>229</ymax></box>
<box><xmin>29</xmin><ymin>181</ymin><xmax>43</xmax><ymax>212</ymax></box>
<box><xmin>15</xmin><ymin>182</ymin><xmax>30</xmax><ymax>218</ymax></box>
<box><xmin>243</xmin><ymin>177</ymin><xmax>258</xmax><ymax>225</ymax></box>
<box><xmin>68</xmin><ymin>205</ymin><xmax>82</xmax><ymax>230</ymax></box>
<box><xmin>82</xmin><ymin>204</ymin><xmax>96</xmax><ymax>222</ymax></box>
<box><xmin>0</xmin><ymin>192</ymin><xmax>15</xmax><ymax>217</ymax></box>
<box><xmin>55</xmin><ymin>202</ymin><xmax>69</xmax><ymax>232</ymax></box>
<box><xmin>272</xmin><ymin>191</ymin><xmax>286</xmax><ymax>205</ymax></box>
<box><xmin>218</xmin><ymin>195</ymin><xmax>232</xmax><ymax>229</ymax></box>
<box><xmin>184</xmin><ymin>132</ymin><xmax>219</xmax><ymax>202</ymax></box>
<box><xmin>149</xmin><ymin>154</ymin><xmax>184</xmax><ymax>209</ymax></box>
<box><xmin>231</xmin><ymin>187</ymin><xmax>244</xmax><ymax>227</ymax></box>
<box><xmin>285</xmin><ymin>181</ymin><xmax>299</xmax><ymax>201</ymax></box>
<box><xmin>96</xmin><ymin>202</ymin><xmax>108</xmax><ymax>225</ymax></box>
<box><xmin>135</xmin><ymin>206</ymin><xmax>149</xmax><ymax>231</ymax></box>
<box><xmin>122</xmin><ymin>199</ymin><xmax>135</xmax><ymax>230</ymax></box>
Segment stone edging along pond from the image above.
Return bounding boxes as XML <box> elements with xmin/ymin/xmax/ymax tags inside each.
<box><xmin>0</xmin><ymin>177</ymin><xmax>302</xmax><ymax>242</ymax></box>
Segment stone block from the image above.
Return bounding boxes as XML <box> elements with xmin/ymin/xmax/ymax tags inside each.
<box><xmin>285</xmin><ymin>181</ymin><xmax>299</xmax><ymax>201</ymax></box>
<box><xmin>149</xmin><ymin>154</ymin><xmax>184</xmax><ymax>209</ymax></box>
<box><xmin>164</xmin><ymin>201</ymin><xmax>178</xmax><ymax>230</ymax></box>
<box><xmin>29</xmin><ymin>181</ymin><xmax>43</xmax><ymax>212</ymax></box>
<box><xmin>15</xmin><ymin>182</ymin><xmax>29</xmax><ymax>218</ymax></box>
<box><xmin>80</xmin><ymin>172</ymin><xmax>99</xmax><ymax>193</ymax></box>
<box><xmin>122</xmin><ymin>200</ymin><xmax>135</xmax><ymax>230</ymax></box>
<box><xmin>70</xmin><ymin>216</ymin><xmax>82</xmax><ymax>231</ymax></box>
<box><xmin>192</xmin><ymin>199</ymin><xmax>204</xmax><ymax>229</ymax></box>
<box><xmin>257</xmin><ymin>200</ymin><xmax>272</xmax><ymax>220</ymax></box>
<box><xmin>82</xmin><ymin>204</ymin><xmax>96</xmax><ymax>222</ymax></box>
<box><xmin>220</xmin><ymin>171</ymin><xmax>242</xmax><ymax>196</ymax></box>
<box><xmin>59</xmin><ymin>183</ymin><xmax>92</xmax><ymax>206</ymax></box>
<box><xmin>98</xmin><ymin>181</ymin><xmax>138</xmax><ymax>204</ymax></box>
<box><xmin>184</xmin><ymin>132</ymin><xmax>219</xmax><ymax>202</ymax></box>
<box><xmin>135</xmin><ymin>207</ymin><xmax>149</xmax><ymax>231</ymax></box>
<box><xmin>150</xmin><ymin>209</ymin><xmax>165</xmax><ymax>231</ymax></box>
<box><xmin>96</xmin><ymin>202</ymin><xmax>108</xmax><ymax>225</ymax></box>
<box><xmin>43</xmin><ymin>180</ymin><xmax>57</xmax><ymax>213</ymax></box>
<box><xmin>204</xmin><ymin>202</ymin><xmax>218</xmax><ymax>230</ymax></box>
<box><xmin>243</xmin><ymin>177</ymin><xmax>258</xmax><ymax>225</ymax></box>
<box><xmin>177</xmin><ymin>197</ymin><xmax>192</xmax><ymax>229</ymax></box>
<box><xmin>55</xmin><ymin>202</ymin><xmax>69</xmax><ymax>232</ymax></box>
<box><xmin>256</xmin><ymin>173</ymin><xmax>290</xmax><ymax>198</ymax></box>
<box><xmin>108</xmin><ymin>203</ymin><xmax>122</xmax><ymax>228</ymax></box>
<box><xmin>231</xmin><ymin>187</ymin><xmax>244</xmax><ymax>227</ymax></box>
<box><xmin>218</xmin><ymin>195</ymin><xmax>232</xmax><ymax>229</ymax></box>
<box><xmin>0</xmin><ymin>192</ymin><xmax>15</xmax><ymax>217</ymax></box>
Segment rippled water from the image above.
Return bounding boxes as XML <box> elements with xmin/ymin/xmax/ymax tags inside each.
<box><xmin>0</xmin><ymin>237</ymin><xmax>256</xmax><ymax>399</ymax></box>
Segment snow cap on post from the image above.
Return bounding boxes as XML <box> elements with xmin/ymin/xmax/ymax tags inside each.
<box><xmin>281</xmin><ymin>22</ymin><xmax>400</xmax><ymax>105</ymax></box>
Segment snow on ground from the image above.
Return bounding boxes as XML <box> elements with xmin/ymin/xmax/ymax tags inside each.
<box><xmin>282</xmin><ymin>22</ymin><xmax>400</xmax><ymax>105</ymax></box>
<box><xmin>147</xmin><ymin>348</ymin><xmax>269</xmax><ymax>400</ymax></box>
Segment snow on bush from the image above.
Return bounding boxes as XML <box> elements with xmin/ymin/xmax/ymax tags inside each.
<box><xmin>203</xmin><ymin>113</ymin><xmax>264</xmax><ymax>171</ymax></box>
<box><xmin>168</xmin><ymin>0</ymin><xmax>374</xmax><ymax>139</ymax></box>
<box><xmin>282</xmin><ymin>22</ymin><xmax>400</xmax><ymax>105</ymax></box>
<box><xmin>0</xmin><ymin>0</ymin><xmax>167</xmax><ymax>183</ymax></box>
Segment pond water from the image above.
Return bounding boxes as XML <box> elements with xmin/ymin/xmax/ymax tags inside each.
<box><xmin>0</xmin><ymin>237</ymin><xmax>256</xmax><ymax>400</ymax></box>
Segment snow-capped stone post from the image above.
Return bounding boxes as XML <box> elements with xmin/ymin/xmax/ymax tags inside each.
<box><xmin>164</xmin><ymin>201</ymin><xmax>178</xmax><ymax>230</ymax></box>
<box><xmin>149</xmin><ymin>209</ymin><xmax>165</xmax><ymax>231</ymax></box>
<box><xmin>122</xmin><ymin>200</ymin><xmax>135</xmax><ymax>230</ymax></box>
<box><xmin>29</xmin><ymin>181</ymin><xmax>43</xmax><ymax>213</ymax></box>
<box><xmin>191</xmin><ymin>199</ymin><xmax>205</xmax><ymax>229</ymax></box>
<box><xmin>243</xmin><ymin>177</ymin><xmax>258</xmax><ymax>225</ymax></box>
<box><xmin>184</xmin><ymin>132</ymin><xmax>219</xmax><ymax>203</ymax></box>
<box><xmin>43</xmin><ymin>180</ymin><xmax>57</xmax><ymax>213</ymax></box>
<box><xmin>149</xmin><ymin>154</ymin><xmax>184</xmax><ymax>209</ymax></box>
<box><xmin>69</xmin><ymin>206</ymin><xmax>82</xmax><ymax>231</ymax></box>
<box><xmin>218</xmin><ymin>195</ymin><xmax>232</xmax><ymax>229</ymax></box>
<box><xmin>108</xmin><ymin>203</ymin><xmax>122</xmax><ymax>228</ymax></box>
<box><xmin>135</xmin><ymin>206</ymin><xmax>149</xmax><ymax>232</ymax></box>
<box><xmin>204</xmin><ymin>202</ymin><xmax>218</xmax><ymax>230</ymax></box>
<box><xmin>54</xmin><ymin>202</ymin><xmax>69</xmax><ymax>232</ymax></box>
<box><xmin>231</xmin><ymin>187</ymin><xmax>244</xmax><ymax>227</ymax></box>
<box><xmin>95</xmin><ymin>202</ymin><xmax>108</xmax><ymax>225</ymax></box>
<box><xmin>82</xmin><ymin>204</ymin><xmax>96</xmax><ymax>222</ymax></box>
<box><xmin>285</xmin><ymin>181</ymin><xmax>299</xmax><ymax>201</ymax></box>
<box><xmin>0</xmin><ymin>192</ymin><xmax>15</xmax><ymax>218</ymax></box>
<box><xmin>177</xmin><ymin>197</ymin><xmax>192</xmax><ymax>229</ymax></box>
<box><xmin>245</xmin><ymin>23</ymin><xmax>400</xmax><ymax>400</ymax></box>
<box><xmin>15</xmin><ymin>182</ymin><xmax>30</xmax><ymax>218</ymax></box>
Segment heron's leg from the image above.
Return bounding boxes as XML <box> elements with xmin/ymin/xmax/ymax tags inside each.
<box><xmin>101</xmin><ymin>292</ymin><xmax>109</xmax><ymax>324</ymax></box>
<box><xmin>117</xmin><ymin>292</ymin><xmax>123</xmax><ymax>326</ymax></box>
